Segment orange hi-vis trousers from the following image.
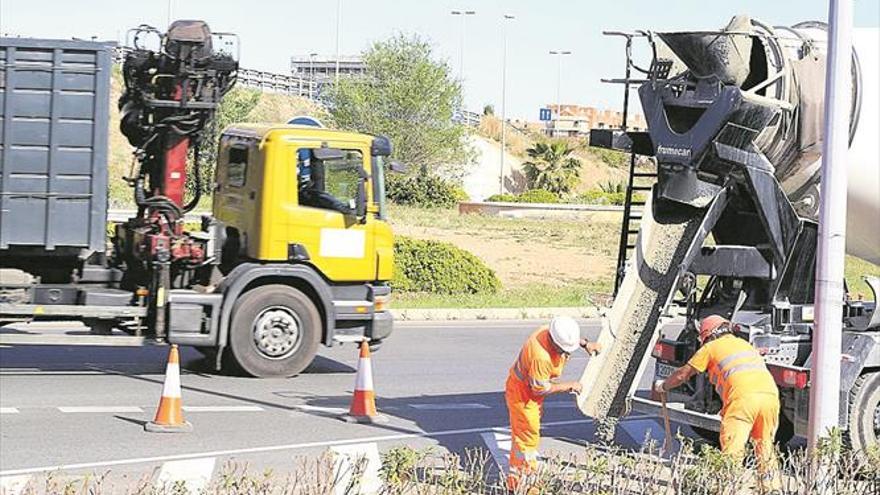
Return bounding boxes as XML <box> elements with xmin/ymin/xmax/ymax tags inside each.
<box><xmin>720</xmin><ymin>392</ymin><xmax>782</xmax><ymax>491</ymax></box>
<box><xmin>505</xmin><ymin>374</ymin><xmax>542</xmax><ymax>490</ymax></box>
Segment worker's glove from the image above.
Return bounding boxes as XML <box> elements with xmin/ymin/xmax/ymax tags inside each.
<box><xmin>581</xmin><ymin>339</ymin><xmax>601</xmax><ymax>356</ymax></box>
<box><xmin>653</xmin><ymin>379</ymin><xmax>667</xmax><ymax>395</ymax></box>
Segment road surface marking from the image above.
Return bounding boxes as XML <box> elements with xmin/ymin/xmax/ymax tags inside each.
<box><xmin>408</xmin><ymin>403</ymin><xmax>491</xmax><ymax>410</ymax></box>
<box><xmin>0</xmin><ymin>475</ymin><xmax>31</xmax><ymax>495</ymax></box>
<box><xmin>182</xmin><ymin>405</ymin><xmax>264</xmax><ymax>412</ymax></box>
<box><xmin>155</xmin><ymin>457</ymin><xmax>216</xmax><ymax>494</ymax></box>
<box><xmin>0</xmin><ymin>407</ymin><xmax>20</xmax><ymax>414</ymax></box>
<box><xmin>479</xmin><ymin>430</ymin><xmax>511</xmax><ymax>473</ymax></box>
<box><xmin>0</xmin><ymin>418</ymin><xmax>595</xmax><ymax>476</ymax></box>
<box><xmin>329</xmin><ymin>442</ymin><xmax>382</xmax><ymax>495</ymax></box>
<box><xmin>57</xmin><ymin>406</ymin><xmax>144</xmax><ymax>413</ymax></box>
<box><xmin>291</xmin><ymin>404</ymin><xmax>349</xmax><ymax>415</ymax></box>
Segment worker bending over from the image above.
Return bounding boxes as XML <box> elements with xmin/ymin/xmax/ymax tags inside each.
<box><xmin>654</xmin><ymin>315</ymin><xmax>782</xmax><ymax>492</ymax></box>
<box><xmin>505</xmin><ymin>316</ymin><xmax>601</xmax><ymax>490</ymax></box>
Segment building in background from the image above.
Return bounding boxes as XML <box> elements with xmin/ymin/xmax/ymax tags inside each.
<box><xmin>290</xmin><ymin>55</ymin><xmax>367</xmax><ymax>83</ymax></box>
<box><xmin>544</xmin><ymin>104</ymin><xmax>646</xmax><ymax>138</ymax></box>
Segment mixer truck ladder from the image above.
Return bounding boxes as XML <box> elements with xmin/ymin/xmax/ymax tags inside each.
<box><xmin>597</xmin><ymin>30</ymin><xmax>669</xmax><ymax>295</ymax></box>
<box><xmin>614</xmin><ymin>155</ymin><xmax>657</xmax><ymax>295</ymax></box>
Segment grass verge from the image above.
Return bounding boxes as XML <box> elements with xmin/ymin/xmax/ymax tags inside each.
<box><xmin>393</xmin><ymin>281</ymin><xmax>609</xmax><ymax>309</ymax></box>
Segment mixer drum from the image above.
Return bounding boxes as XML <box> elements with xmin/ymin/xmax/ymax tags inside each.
<box><xmin>657</xmin><ymin>16</ymin><xmax>866</xmax><ymax>221</ymax></box>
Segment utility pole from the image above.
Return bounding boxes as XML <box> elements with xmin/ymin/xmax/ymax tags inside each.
<box><xmin>335</xmin><ymin>0</ymin><xmax>343</xmax><ymax>85</ymax></box>
<box><xmin>549</xmin><ymin>50</ymin><xmax>572</xmax><ymax>137</ymax></box>
<box><xmin>808</xmin><ymin>0</ymin><xmax>852</xmax><ymax>451</ymax></box>
<box><xmin>499</xmin><ymin>14</ymin><xmax>515</xmax><ymax>194</ymax></box>
<box><xmin>166</xmin><ymin>0</ymin><xmax>173</xmax><ymax>27</ymax></box>
<box><xmin>450</xmin><ymin>10</ymin><xmax>476</xmax><ymax>81</ymax></box>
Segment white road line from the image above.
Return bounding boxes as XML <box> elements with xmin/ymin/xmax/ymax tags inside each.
<box><xmin>0</xmin><ymin>407</ymin><xmax>20</xmax><ymax>414</ymax></box>
<box><xmin>155</xmin><ymin>457</ymin><xmax>216</xmax><ymax>494</ymax></box>
<box><xmin>0</xmin><ymin>474</ymin><xmax>31</xmax><ymax>495</ymax></box>
<box><xmin>182</xmin><ymin>405</ymin><xmax>264</xmax><ymax>412</ymax></box>
<box><xmin>329</xmin><ymin>443</ymin><xmax>383</xmax><ymax>495</ymax></box>
<box><xmin>291</xmin><ymin>404</ymin><xmax>349</xmax><ymax>415</ymax></box>
<box><xmin>408</xmin><ymin>403</ymin><xmax>491</xmax><ymax>410</ymax></box>
<box><xmin>57</xmin><ymin>406</ymin><xmax>144</xmax><ymax>413</ymax></box>
<box><xmin>0</xmin><ymin>418</ymin><xmax>596</xmax><ymax>476</ymax></box>
<box><xmin>480</xmin><ymin>430</ymin><xmax>511</xmax><ymax>474</ymax></box>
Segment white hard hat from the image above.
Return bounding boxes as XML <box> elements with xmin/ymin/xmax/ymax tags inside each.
<box><xmin>549</xmin><ymin>316</ymin><xmax>581</xmax><ymax>353</ymax></box>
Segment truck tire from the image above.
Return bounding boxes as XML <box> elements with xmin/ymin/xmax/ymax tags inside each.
<box><xmin>227</xmin><ymin>284</ymin><xmax>321</xmax><ymax>378</ymax></box>
<box><xmin>845</xmin><ymin>371</ymin><xmax>880</xmax><ymax>451</ymax></box>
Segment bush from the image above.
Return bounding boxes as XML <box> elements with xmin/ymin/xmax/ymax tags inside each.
<box><xmin>392</xmin><ymin>236</ymin><xmax>500</xmax><ymax>294</ymax></box>
<box><xmin>516</xmin><ymin>189</ymin><xmax>559</xmax><ymax>204</ymax></box>
<box><xmin>387</xmin><ymin>173</ymin><xmax>461</xmax><ymax>208</ymax></box>
<box><xmin>574</xmin><ymin>189</ymin><xmax>641</xmax><ymax>206</ymax></box>
<box><xmin>485</xmin><ymin>193</ymin><xmax>518</xmax><ymax>203</ymax></box>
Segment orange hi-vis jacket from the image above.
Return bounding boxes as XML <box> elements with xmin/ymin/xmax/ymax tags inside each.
<box><xmin>508</xmin><ymin>327</ymin><xmax>569</xmax><ymax>401</ymax></box>
<box><xmin>687</xmin><ymin>333</ymin><xmax>778</xmax><ymax>412</ymax></box>
<box><xmin>505</xmin><ymin>327</ymin><xmax>568</xmax><ymax>489</ymax></box>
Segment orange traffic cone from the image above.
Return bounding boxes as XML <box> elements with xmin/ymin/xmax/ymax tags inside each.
<box><xmin>145</xmin><ymin>344</ymin><xmax>193</xmax><ymax>433</ymax></box>
<box><xmin>339</xmin><ymin>341</ymin><xmax>388</xmax><ymax>424</ymax></box>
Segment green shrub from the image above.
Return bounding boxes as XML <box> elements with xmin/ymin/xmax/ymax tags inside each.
<box><xmin>392</xmin><ymin>236</ymin><xmax>500</xmax><ymax>294</ymax></box>
<box><xmin>387</xmin><ymin>173</ymin><xmax>461</xmax><ymax>208</ymax></box>
<box><xmin>574</xmin><ymin>189</ymin><xmax>641</xmax><ymax>206</ymax></box>
<box><xmin>485</xmin><ymin>193</ymin><xmax>517</xmax><ymax>203</ymax></box>
<box><xmin>452</xmin><ymin>187</ymin><xmax>470</xmax><ymax>202</ymax></box>
<box><xmin>516</xmin><ymin>188</ymin><xmax>559</xmax><ymax>203</ymax></box>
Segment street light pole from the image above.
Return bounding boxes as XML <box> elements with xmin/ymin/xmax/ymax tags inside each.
<box><xmin>549</xmin><ymin>50</ymin><xmax>571</xmax><ymax>137</ymax></box>
<box><xmin>499</xmin><ymin>14</ymin><xmax>515</xmax><ymax>195</ymax></box>
<box><xmin>808</xmin><ymin>0</ymin><xmax>852</xmax><ymax>451</ymax></box>
<box><xmin>335</xmin><ymin>0</ymin><xmax>343</xmax><ymax>84</ymax></box>
<box><xmin>450</xmin><ymin>10</ymin><xmax>476</xmax><ymax>81</ymax></box>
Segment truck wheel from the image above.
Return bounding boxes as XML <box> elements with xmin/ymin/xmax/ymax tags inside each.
<box><xmin>845</xmin><ymin>371</ymin><xmax>880</xmax><ymax>451</ymax></box>
<box><xmin>227</xmin><ymin>284</ymin><xmax>321</xmax><ymax>378</ymax></box>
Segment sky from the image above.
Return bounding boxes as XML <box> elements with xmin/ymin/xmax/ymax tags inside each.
<box><xmin>1</xmin><ymin>0</ymin><xmax>878</xmax><ymax>120</ymax></box>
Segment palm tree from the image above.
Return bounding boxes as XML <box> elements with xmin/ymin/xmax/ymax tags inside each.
<box><xmin>522</xmin><ymin>140</ymin><xmax>582</xmax><ymax>195</ymax></box>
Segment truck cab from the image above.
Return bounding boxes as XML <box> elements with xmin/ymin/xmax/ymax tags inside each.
<box><xmin>203</xmin><ymin>124</ymin><xmax>395</xmax><ymax>377</ymax></box>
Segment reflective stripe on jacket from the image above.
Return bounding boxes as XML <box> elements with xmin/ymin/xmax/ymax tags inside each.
<box><xmin>688</xmin><ymin>333</ymin><xmax>778</xmax><ymax>405</ymax></box>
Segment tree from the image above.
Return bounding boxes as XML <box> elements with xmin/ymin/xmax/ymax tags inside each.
<box><xmin>328</xmin><ymin>34</ymin><xmax>472</xmax><ymax>180</ymax></box>
<box><xmin>522</xmin><ymin>140</ymin><xmax>582</xmax><ymax>195</ymax></box>
<box><xmin>483</xmin><ymin>104</ymin><xmax>495</xmax><ymax>116</ymax></box>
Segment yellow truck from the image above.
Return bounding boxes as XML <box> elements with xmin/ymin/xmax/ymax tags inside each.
<box><xmin>0</xmin><ymin>25</ymin><xmax>396</xmax><ymax>378</ymax></box>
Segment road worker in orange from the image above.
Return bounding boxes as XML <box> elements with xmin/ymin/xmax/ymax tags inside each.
<box><xmin>654</xmin><ymin>314</ymin><xmax>782</xmax><ymax>492</ymax></box>
<box><xmin>505</xmin><ymin>316</ymin><xmax>601</xmax><ymax>491</ymax></box>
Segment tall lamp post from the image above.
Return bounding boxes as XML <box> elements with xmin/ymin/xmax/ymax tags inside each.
<box><xmin>335</xmin><ymin>0</ymin><xmax>343</xmax><ymax>84</ymax></box>
<box><xmin>451</xmin><ymin>10</ymin><xmax>476</xmax><ymax>81</ymax></box>
<box><xmin>808</xmin><ymin>0</ymin><xmax>852</xmax><ymax>451</ymax></box>
<box><xmin>499</xmin><ymin>14</ymin><xmax>515</xmax><ymax>194</ymax></box>
<box><xmin>549</xmin><ymin>50</ymin><xmax>572</xmax><ymax>136</ymax></box>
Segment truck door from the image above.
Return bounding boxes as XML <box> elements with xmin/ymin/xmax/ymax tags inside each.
<box><xmin>285</xmin><ymin>143</ymin><xmax>376</xmax><ymax>282</ymax></box>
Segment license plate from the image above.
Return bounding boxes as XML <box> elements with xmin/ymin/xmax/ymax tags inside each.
<box><xmin>656</xmin><ymin>363</ymin><xmax>676</xmax><ymax>379</ymax></box>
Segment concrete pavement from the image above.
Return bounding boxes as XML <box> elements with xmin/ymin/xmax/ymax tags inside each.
<box><xmin>0</xmin><ymin>319</ymin><xmax>681</xmax><ymax>490</ymax></box>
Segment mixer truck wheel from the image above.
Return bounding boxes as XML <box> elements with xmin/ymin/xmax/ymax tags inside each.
<box><xmin>227</xmin><ymin>284</ymin><xmax>321</xmax><ymax>378</ymax></box>
<box><xmin>845</xmin><ymin>371</ymin><xmax>880</xmax><ymax>451</ymax></box>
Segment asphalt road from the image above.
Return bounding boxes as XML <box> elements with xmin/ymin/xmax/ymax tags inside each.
<box><xmin>0</xmin><ymin>319</ymin><xmax>674</xmax><ymax>490</ymax></box>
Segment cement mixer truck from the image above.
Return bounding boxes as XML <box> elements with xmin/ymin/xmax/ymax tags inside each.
<box><xmin>579</xmin><ymin>17</ymin><xmax>879</xmax><ymax>450</ymax></box>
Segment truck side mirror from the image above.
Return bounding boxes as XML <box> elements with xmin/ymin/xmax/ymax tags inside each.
<box><xmin>355</xmin><ymin>168</ymin><xmax>369</xmax><ymax>222</ymax></box>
